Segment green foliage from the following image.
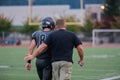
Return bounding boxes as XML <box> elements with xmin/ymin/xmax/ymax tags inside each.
<box><xmin>67</xmin><ymin>25</ymin><xmax>80</xmax><ymax>33</ymax></box>
<box><xmin>80</xmin><ymin>19</ymin><xmax>94</xmax><ymax>32</ymax></box>
<box><xmin>111</xmin><ymin>16</ymin><xmax>120</xmax><ymax>29</ymax></box>
<box><xmin>104</xmin><ymin>0</ymin><xmax>120</xmax><ymax>17</ymax></box>
<box><xmin>80</xmin><ymin>19</ymin><xmax>94</xmax><ymax>36</ymax></box>
<box><xmin>66</xmin><ymin>17</ymin><xmax>80</xmax><ymax>33</ymax></box>
<box><xmin>21</xmin><ymin>19</ymin><xmax>39</xmax><ymax>34</ymax></box>
<box><xmin>101</xmin><ymin>0</ymin><xmax>120</xmax><ymax>29</ymax></box>
<box><xmin>10</xmin><ymin>25</ymin><xmax>23</xmax><ymax>32</ymax></box>
<box><xmin>0</xmin><ymin>15</ymin><xmax>12</xmax><ymax>32</ymax></box>
<box><xmin>66</xmin><ymin>16</ymin><xmax>75</xmax><ymax>22</ymax></box>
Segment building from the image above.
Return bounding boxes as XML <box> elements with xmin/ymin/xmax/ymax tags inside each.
<box><xmin>0</xmin><ymin>0</ymin><xmax>105</xmax><ymax>25</ymax></box>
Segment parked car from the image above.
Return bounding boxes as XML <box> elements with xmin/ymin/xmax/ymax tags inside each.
<box><xmin>4</xmin><ymin>37</ymin><xmax>21</xmax><ymax>45</ymax></box>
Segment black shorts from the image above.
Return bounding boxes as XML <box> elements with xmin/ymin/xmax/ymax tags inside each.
<box><xmin>36</xmin><ymin>59</ymin><xmax>52</xmax><ymax>80</ymax></box>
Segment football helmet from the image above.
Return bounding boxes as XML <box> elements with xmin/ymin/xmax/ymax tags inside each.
<box><xmin>41</xmin><ymin>17</ymin><xmax>55</xmax><ymax>29</ymax></box>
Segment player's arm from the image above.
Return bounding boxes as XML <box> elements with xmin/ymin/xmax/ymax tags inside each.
<box><xmin>27</xmin><ymin>39</ymin><xmax>36</xmax><ymax>63</ymax></box>
<box><xmin>25</xmin><ymin>39</ymin><xmax>36</xmax><ymax>70</ymax></box>
<box><xmin>24</xmin><ymin>43</ymin><xmax>47</xmax><ymax>61</ymax></box>
<box><xmin>27</xmin><ymin>39</ymin><xmax>36</xmax><ymax>55</ymax></box>
<box><xmin>76</xmin><ymin>44</ymin><xmax>84</xmax><ymax>67</ymax></box>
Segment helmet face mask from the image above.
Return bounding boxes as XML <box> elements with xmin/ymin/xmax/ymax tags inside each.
<box><xmin>41</xmin><ymin>17</ymin><xmax>55</xmax><ymax>30</ymax></box>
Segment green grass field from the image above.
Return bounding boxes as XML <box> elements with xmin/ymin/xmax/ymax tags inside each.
<box><xmin>0</xmin><ymin>47</ymin><xmax>120</xmax><ymax>80</ymax></box>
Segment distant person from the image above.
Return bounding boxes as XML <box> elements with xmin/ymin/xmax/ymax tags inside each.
<box><xmin>25</xmin><ymin>17</ymin><xmax>55</xmax><ymax>80</ymax></box>
<box><xmin>24</xmin><ymin>19</ymin><xmax>84</xmax><ymax>80</ymax></box>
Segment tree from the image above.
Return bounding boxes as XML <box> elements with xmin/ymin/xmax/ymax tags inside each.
<box><xmin>21</xmin><ymin>19</ymin><xmax>39</xmax><ymax>35</ymax></box>
<box><xmin>111</xmin><ymin>16</ymin><xmax>120</xmax><ymax>29</ymax></box>
<box><xmin>80</xmin><ymin>19</ymin><xmax>95</xmax><ymax>37</ymax></box>
<box><xmin>21</xmin><ymin>16</ymin><xmax>41</xmax><ymax>34</ymax></box>
<box><xmin>0</xmin><ymin>15</ymin><xmax>12</xmax><ymax>32</ymax></box>
<box><xmin>66</xmin><ymin>16</ymin><xmax>80</xmax><ymax>33</ymax></box>
<box><xmin>104</xmin><ymin>0</ymin><xmax>120</xmax><ymax>17</ymax></box>
<box><xmin>102</xmin><ymin>0</ymin><xmax>120</xmax><ymax>29</ymax></box>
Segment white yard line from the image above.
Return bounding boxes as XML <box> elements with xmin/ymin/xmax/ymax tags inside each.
<box><xmin>101</xmin><ymin>76</ymin><xmax>120</xmax><ymax>80</ymax></box>
<box><xmin>0</xmin><ymin>65</ymin><xmax>10</xmax><ymax>69</ymax></box>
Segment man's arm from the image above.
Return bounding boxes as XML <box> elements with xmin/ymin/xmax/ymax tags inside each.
<box><xmin>27</xmin><ymin>39</ymin><xmax>36</xmax><ymax>63</ymax></box>
<box><xmin>25</xmin><ymin>39</ymin><xmax>36</xmax><ymax>70</ymax></box>
<box><xmin>24</xmin><ymin>43</ymin><xmax>47</xmax><ymax>61</ymax></box>
<box><xmin>27</xmin><ymin>39</ymin><xmax>36</xmax><ymax>55</ymax></box>
<box><xmin>76</xmin><ymin>44</ymin><xmax>84</xmax><ymax>67</ymax></box>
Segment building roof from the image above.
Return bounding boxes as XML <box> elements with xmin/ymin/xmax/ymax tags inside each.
<box><xmin>0</xmin><ymin>0</ymin><xmax>105</xmax><ymax>9</ymax></box>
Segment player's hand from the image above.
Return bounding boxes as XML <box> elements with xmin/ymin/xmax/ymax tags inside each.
<box><xmin>25</xmin><ymin>63</ymin><xmax>31</xmax><ymax>70</ymax></box>
<box><xmin>78</xmin><ymin>60</ymin><xmax>84</xmax><ymax>67</ymax></box>
<box><xmin>24</xmin><ymin>54</ymin><xmax>35</xmax><ymax>61</ymax></box>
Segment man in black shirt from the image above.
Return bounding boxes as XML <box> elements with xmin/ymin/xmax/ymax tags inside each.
<box><xmin>25</xmin><ymin>17</ymin><xmax>55</xmax><ymax>80</ymax></box>
<box><xmin>24</xmin><ymin>19</ymin><xmax>84</xmax><ymax>80</ymax></box>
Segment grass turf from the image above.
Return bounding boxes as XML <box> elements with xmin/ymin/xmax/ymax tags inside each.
<box><xmin>0</xmin><ymin>47</ymin><xmax>120</xmax><ymax>80</ymax></box>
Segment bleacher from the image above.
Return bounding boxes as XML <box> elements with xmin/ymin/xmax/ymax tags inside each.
<box><xmin>0</xmin><ymin>0</ymin><xmax>105</xmax><ymax>9</ymax></box>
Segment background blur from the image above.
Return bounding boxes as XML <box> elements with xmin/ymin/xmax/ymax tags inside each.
<box><xmin>0</xmin><ymin>0</ymin><xmax>120</xmax><ymax>47</ymax></box>
<box><xmin>0</xmin><ymin>0</ymin><xmax>120</xmax><ymax>80</ymax></box>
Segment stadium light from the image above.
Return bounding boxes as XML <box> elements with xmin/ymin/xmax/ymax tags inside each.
<box><xmin>100</xmin><ymin>5</ymin><xmax>105</xmax><ymax>10</ymax></box>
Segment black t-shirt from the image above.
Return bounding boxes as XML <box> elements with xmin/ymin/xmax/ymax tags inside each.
<box><xmin>44</xmin><ymin>29</ymin><xmax>82</xmax><ymax>63</ymax></box>
<box><xmin>32</xmin><ymin>30</ymin><xmax>53</xmax><ymax>59</ymax></box>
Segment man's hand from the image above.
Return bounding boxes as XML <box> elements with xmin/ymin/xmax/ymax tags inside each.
<box><xmin>25</xmin><ymin>63</ymin><xmax>31</xmax><ymax>70</ymax></box>
<box><xmin>78</xmin><ymin>60</ymin><xmax>84</xmax><ymax>67</ymax></box>
<box><xmin>24</xmin><ymin>54</ymin><xmax>35</xmax><ymax>61</ymax></box>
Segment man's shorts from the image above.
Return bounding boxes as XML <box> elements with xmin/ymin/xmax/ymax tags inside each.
<box><xmin>52</xmin><ymin>61</ymin><xmax>73</xmax><ymax>80</ymax></box>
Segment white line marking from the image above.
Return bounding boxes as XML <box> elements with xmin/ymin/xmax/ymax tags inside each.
<box><xmin>85</xmin><ymin>54</ymin><xmax>115</xmax><ymax>58</ymax></box>
<box><xmin>0</xmin><ymin>65</ymin><xmax>10</xmax><ymax>69</ymax></box>
<box><xmin>101</xmin><ymin>76</ymin><xmax>120</xmax><ymax>80</ymax></box>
